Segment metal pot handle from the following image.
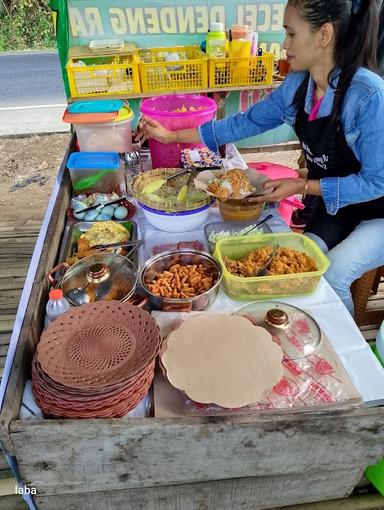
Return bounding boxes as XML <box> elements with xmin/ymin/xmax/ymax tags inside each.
<box><xmin>163</xmin><ymin>301</ymin><xmax>193</xmax><ymax>312</ymax></box>
<box><xmin>128</xmin><ymin>294</ymin><xmax>148</xmax><ymax>308</ymax></box>
<box><xmin>47</xmin><ymin>262</ymin><xmax>70</xmax><ymax>287</ymax></box>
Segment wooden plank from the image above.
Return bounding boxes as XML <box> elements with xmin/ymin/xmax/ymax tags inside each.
<box><xmin>0</xmin><ymin>140</ymin><xmax>74</xmax><ymax>454</ymax></box>
<box><xmin>9</xmin><ymin>407</ymin><xmax>384</xmax><ymax>496</ymax></box>
<box><xmin>282</xmin><ymin>494</ymin><xmax>384</xmax><ymax>509</ymax></box>
<box><xmin>30</xmin><ymin>468</ymin><xmax>360</xmax><ymax>510</ymax></box>
<box><xmin>0</xmin><ymin>278</ymin><xmax>28</xmax><ymax>292</ymax></box>
<box><xmin>0</xmin><ymin>319</ymin><xmax>15</xmax><ymax>334</ymax></box>
<box><xmin>0</xmin><ymin>495</ymin><xmax>28</xmax><ymax>510</ymax></box>
<box><xmin>0</xmin><ymin>334</ymin><xmax>11</xmax><ymax>346</ymax></box>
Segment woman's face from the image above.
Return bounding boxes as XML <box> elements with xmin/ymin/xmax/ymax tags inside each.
<box><xmin>282</xmin><ymin>5</ymin><xmax>325</xmax><ymax>72</ymax></box>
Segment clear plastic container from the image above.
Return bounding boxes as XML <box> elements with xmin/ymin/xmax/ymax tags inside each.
<box><xmin>67</xmin><ymin>152</ymin><xmax>124</xmax><ymax>196</ymax></box>
<box><xmin>213</xmin><ymin>232</ymin><xmax>330</xmax><ymax>301</ymax></box>
<box><xmin>44</xmin><ymin>289</ymin><xmax>71</xmax><ymax>329</ymax></box>
<box><xmin>231</xmin><ymin>24</ymin><xmax>249</xmax><ymax>40</ymax></box>
<box><xmin>204</xmin><ymin>219</ymin><xmax>271</xmax><ymax>253</ymax></box>
<box><xmin>74</xmin><ymin>105</ymin><xmax>134</xmax><ymax>153</ymax></box>
<box><xmin>217</xmin><ymin>198</ymin><xmax>264</xmax><ymax>221</ymax></box>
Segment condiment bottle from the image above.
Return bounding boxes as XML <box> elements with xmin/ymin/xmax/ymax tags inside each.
<box><xmin>206</xmin><ymin>22</ymin><xmax>227</xmax><ymax>58</ymax></box>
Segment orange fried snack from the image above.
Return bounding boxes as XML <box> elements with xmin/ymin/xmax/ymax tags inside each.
<box><xmin>224</xmin><ymin>246</ymin><xmax>317</xmax><ymax>277</ymax></box>
<box><xmin>146</xmin><ymin>263</ymin><xmax>214</xmax><ymax>298</ymax></box>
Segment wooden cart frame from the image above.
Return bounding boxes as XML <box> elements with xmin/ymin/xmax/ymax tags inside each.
<box><xmin>1</xmin><ymin>141</ymin><xmax>384</xmax><ymax>509</ymax></box>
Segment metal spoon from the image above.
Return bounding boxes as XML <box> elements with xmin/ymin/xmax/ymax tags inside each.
<box><xmin>254</xmin><ymin>244</ymin><xmax>280</xmax><ymax>277</ymax></box>
<box><xmin>242</xmin><ymin>213</ymin><xmax>273</xmax><ymax>236</ymax></box>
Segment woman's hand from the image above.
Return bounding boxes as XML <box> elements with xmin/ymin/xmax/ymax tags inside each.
<box><xmin>246</xmin><ymin>178</ymin><xmax>306</xmax><ymax>203</ymax></box>
<box><xmin>134</xmin><ymin>116</ymin><xmax>174</xmax><ymax>145</ymax></box>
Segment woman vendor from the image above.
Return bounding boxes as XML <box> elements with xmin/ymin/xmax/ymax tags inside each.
<box><xmin>136</xmin><ymin>0</ymin><xmax>384</xmax><ymax>316</ymax></box>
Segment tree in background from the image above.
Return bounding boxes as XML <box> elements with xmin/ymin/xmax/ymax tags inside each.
<box><xmin>0</xmin><ymin>0</ymin><xmax>55</xmax><ymax>51</ymax></box>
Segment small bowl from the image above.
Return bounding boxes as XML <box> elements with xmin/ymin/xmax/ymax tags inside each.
<box><xmin>217</xmin><ymin>198</ymin><xmax>264</xmax><ymax>221</ymax></box>
<box><xmin>139</xmin><ymin>249</ymin><xmax>223</xmax><ymax>311</ymax></box>
<box><xmin>139</xmin><ymin>201</ymin><xmax>213</xmax><ymax>232</ymax></box>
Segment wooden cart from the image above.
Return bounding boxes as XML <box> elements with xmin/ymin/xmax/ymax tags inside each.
<box><xmin>1</xmin><ymin>142</ymin><xmax>384</xmax><ymax>510</ymax></box>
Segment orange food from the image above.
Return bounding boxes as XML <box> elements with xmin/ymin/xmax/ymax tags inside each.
<box><xmin>207</xmin><ymin>169</ymin><xmax>253</xmax><ymax>199</ymax></box>
<box><xmin>146</xmin><ymin>263</ymin><xmax>214</xmax><ymax>298</ymax></box>
<box><xmin>224</xmin><ymin>246</ymin><xmax>317</xmax><ymax>277</ymax></box>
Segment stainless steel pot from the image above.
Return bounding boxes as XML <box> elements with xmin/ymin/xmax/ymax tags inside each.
<box><xmin>48</xmin><ymin>253</ymin><xmax>146</xmax><ymax>307</ymax></box>
<box><xmin>139</xmin><ymin>249</ymin><xmax>223</xmax><ymax>312</ymax></box>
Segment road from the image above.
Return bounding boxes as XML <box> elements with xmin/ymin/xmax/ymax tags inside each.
<box><xmin>0</xmin><ymin>51</ymin><xmax>70</xmax><ymax>136</ymax></box>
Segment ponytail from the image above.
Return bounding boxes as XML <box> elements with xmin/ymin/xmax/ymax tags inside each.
<box><xmin>290</xmin><ymin>0</ymin><xmax>379</xmax><ymax>119</ymax></box>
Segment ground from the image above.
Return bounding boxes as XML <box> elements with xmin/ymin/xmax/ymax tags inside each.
<box><xmin>0</xmin><ymin>133</ymin><xmax>300</xmax><ymax>224</ymax></box>
<box><xmin>0</xmin><ymin>133</ymin><xmax>71</xmax><ymax>223</ymax></box>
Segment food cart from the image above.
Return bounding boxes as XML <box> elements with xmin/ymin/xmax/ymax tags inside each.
<box><xmin>1</xmin><ymin>1</ymin><xmax>384</xmax><ymax>509</ymax></box>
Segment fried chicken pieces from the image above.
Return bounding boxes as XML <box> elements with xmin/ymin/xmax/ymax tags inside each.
<box><xmin>224</xmin><ymin>246</ymin><xmax>317</xmax><ymax>278</ymax></box>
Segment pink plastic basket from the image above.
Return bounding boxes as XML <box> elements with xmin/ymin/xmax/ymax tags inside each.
<box><xmin>140</xmin><ymin>94</ymin><xmax>217</xmax><ymax>169</ymax></box>
<box><xmin>247</xmin><ymin>162</ymin><xmax>299</xmax><ymax>225</ymax></box>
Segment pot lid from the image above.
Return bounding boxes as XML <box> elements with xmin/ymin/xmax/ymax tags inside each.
<box><xmin>61</xmin><ymin>253</ymin><xmax>137</xmax><ymax>305</ymax></box>
<box><xmin>233</xmin><ymin>301</ymin><xmax>321</xmax><ymax>359</ymax></box>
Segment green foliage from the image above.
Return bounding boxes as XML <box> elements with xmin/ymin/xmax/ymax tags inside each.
<box><xmin>0</xmin><ymin>0</ymin><xmax>56</xmax><ymax>51</ymax></box>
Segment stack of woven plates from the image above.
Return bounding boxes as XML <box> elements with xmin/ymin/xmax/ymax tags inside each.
<box><xmin>32</xmin><ymin>301</ymin><xmax>160</xmax><ymax>418</ymax></box>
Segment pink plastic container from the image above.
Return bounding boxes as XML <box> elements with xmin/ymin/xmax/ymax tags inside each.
<box><xmin>247</xmin><ymin>162</ymin><xmax>299</xmax><ymax>225</ymax></box>
<box><xmin>140</xmin><ymin>94</ymin><xmax>217</xmax><ymax>168</ymax></box>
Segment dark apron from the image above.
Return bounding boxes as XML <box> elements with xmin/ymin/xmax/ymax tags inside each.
<box><xmin>295</xmin><ymin>82</ymin><xmax>384</xmax><ymax>250</ymax></box>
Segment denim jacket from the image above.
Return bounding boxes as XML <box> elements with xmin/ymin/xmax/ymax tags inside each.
<box><xmin>199</xmin><ymin>68</ymin><xmax>384</xmax><ymax>215</ymax></box>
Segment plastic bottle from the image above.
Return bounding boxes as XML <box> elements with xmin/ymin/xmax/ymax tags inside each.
<box><xmin>44</xmin><ymin>289</ymin><xmax>71</xmax><ymax>329</ymax></box>
<box><xmin>206</xmin><ymin>22</ymin><xmax>227</xmax><ymax>58</ymax></box>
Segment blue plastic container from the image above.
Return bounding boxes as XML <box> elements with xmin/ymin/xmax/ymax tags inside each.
<box><xmin>67</xmin><ymin>152</ymin><xmax>123</xmax><ymax>195</ymax></box>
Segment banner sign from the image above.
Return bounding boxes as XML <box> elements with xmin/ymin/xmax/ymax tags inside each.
<box><xmin>68</xmin><ymin>0</ymin><xmax>287</xmax><ymax>57</ymax></box>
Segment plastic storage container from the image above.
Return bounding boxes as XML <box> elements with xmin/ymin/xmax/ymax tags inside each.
<box><xmin>213</xmin><ymin>232</ymin><xmax>330</xmax><ymax>300</ymax></box>
<box><xmin>209</xmin><ymin>51</ymin><xmax>274</xmax><ymax>88</ymax></box>
<box><xmin>66</xmin><ymin>54</ymin><xmax>140</xmax><ymax>98</ymax></box>
<box><xmin>230</xmin><ymin>24</ymin><xmax>249</xmax><ymax>40</ymax></box>
<box><xmin>217</xmin><ymin>198</ymin><xmax>264</xmax><ymax>221</ymax></box>
<box><xmin>44</xmin><ymin>289</ymin><xmax>71</xmax><ymax>329</ymax></box>
<box><xmin>67</xmin><ymin>152</ymin><xmax>124</xmax><ymax>195</ymax></box>
<box><xmin>204</xmin><ymin>219</ymin><xmax>272</xmax><ymax>253</ymax></box>
<box><xmin>140</xmin><ymin>95</ymin><xmax>217</xmax><ymax>169</ymax></box>
<box><xmin>138</xmin><ymin>46</ymin><xmax>208</xmax><ymax>93</ymax></box>
<box><xmin>248</xmin><ymin>162</ymin><xmax>299</xmax><ymax>225</ymax></box>
<box><xmin>74</xmin><ymin>104</ymin><xmax>134</xmax><ymax>153</ymax></box>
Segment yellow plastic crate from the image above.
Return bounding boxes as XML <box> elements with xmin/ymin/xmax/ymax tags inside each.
<box><xmin>138</xmin><ymin>46</ymin><xmax>208</xmax><ymax>93</ymax></box>
<box><xmin>213</xmin><ymin>232</ymin><xmax>330</xmax><ymax>301</ymax></box>
<box><xmin>66</xmin><ymin>54</ymin><xmax>141</xmax><ymax>98</ymax></box>
<box><xmin>209</xmin><ymin>51</ymin><xmax>274</xmax><ymax>88</ymax></box>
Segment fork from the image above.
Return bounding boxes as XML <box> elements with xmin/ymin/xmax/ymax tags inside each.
<box><xmin>254</xmin><ymin>244</ymin><xmax>280</xmax><ymax>277</ymax></box>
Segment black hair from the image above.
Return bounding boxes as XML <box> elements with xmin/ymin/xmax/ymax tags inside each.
<box><xmin>290</xmin><ymin>0</ymin><xmax>379</xmax><ymax>120</ymax></box>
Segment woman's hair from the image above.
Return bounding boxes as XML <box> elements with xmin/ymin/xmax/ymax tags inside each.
<box><xmin>290</xmin><ymin>0</ymin><xmax>379</xmax><ymax>119</ymax></box>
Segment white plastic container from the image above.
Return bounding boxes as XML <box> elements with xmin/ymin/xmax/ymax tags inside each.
<box><xmin>75</xmin><ymin>105</ymin><xmax>134</xmax><ymax>153</ymax></box>
<box><xmin>139</xmin><ymin>202</ymin><xmax>211</xmax><ymax>232</ymax></box>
